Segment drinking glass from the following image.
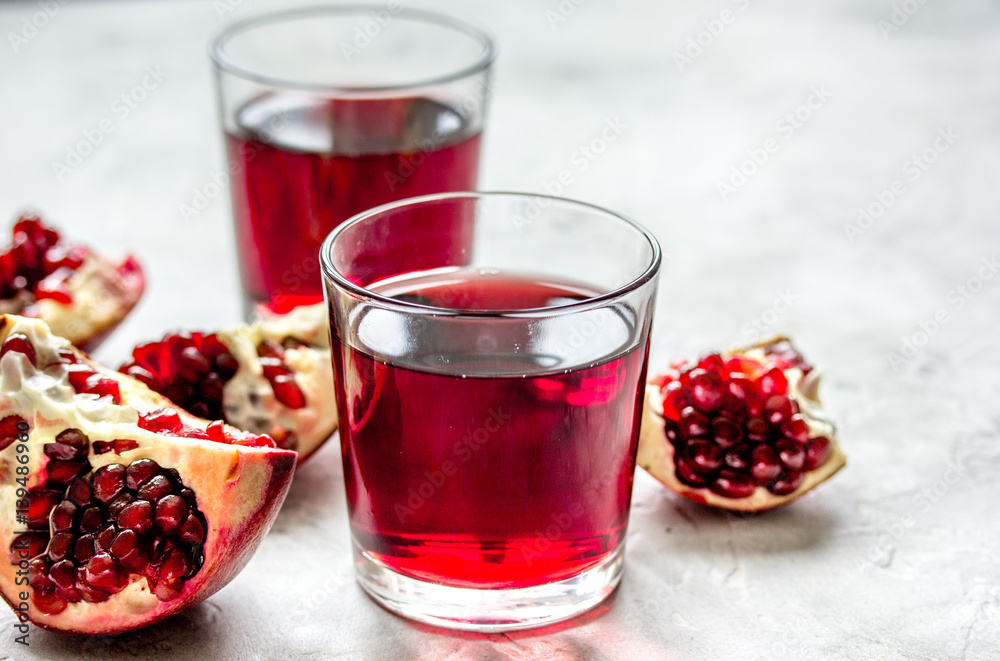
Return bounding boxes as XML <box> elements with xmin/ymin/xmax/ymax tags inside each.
<box><xmin>210</xmin><ymin>5</ymin><xmax>495</xmax><ymax>317</ymax></box>
<box><xmin>320</xmin><ymin>192</ymin><xmax>661</xmax><ymax>631</ymax></box>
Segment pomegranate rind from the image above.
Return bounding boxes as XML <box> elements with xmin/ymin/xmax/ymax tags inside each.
<box><xmin>0</xmin><ymin>315</ymin><xmax>295</xmax><ymax>635</ymax></box>
<box><xmin>637</xmin><ymin>337</ymin><xmax>846</xmax><ymax>512</ymax></box>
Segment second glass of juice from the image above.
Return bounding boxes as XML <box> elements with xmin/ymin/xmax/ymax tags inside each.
<box><xmin>321</xmin><ymin>192</ymin><xmax>662</xmax><ymax>631</ymax></box>
<box><xmin>210</xmin><ymin>6</ymin><xmax>495</xmax><ymax>316</ymax></box>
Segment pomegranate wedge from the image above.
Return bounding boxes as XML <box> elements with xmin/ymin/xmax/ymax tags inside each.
<box><xmin>0</xmin><ymin>212</ymin><xmax>144</xmax><ymax>350</ymax></box>
<box><xmin>638</xmin><ymin>337</ymin><xmax>846</xmax><ymax>511</ymax></box>
<box><xmin>119</xmin><ymin>304</ymin><xmax>336</xmax><ymax>462</ymax></box>
<box><xmin>0</xmin><ymin>315</ymin><xmax>296</xmax><ymax>634</ymax></box>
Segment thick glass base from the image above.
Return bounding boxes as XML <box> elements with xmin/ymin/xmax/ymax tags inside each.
<box><xmin>353</xmin><ymin>542</ymin><xmax>625</xmax><ymax>632</ymax></box>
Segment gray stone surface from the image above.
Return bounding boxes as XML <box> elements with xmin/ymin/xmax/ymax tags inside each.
<box><xmin>1</xmin><ymin>0</ymin><xmax>998</xmax><ymax>658</ymax></box>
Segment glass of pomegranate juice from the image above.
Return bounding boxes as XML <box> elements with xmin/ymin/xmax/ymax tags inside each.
<box><xmin>210</xmin><ymin>6</ymin><xmax>495</xmax><ymax>317</ymax></box>
<box><xmin>320</xmin><ymin>192</ymin><xmax>662</xmax><ymax>631</ymax></box>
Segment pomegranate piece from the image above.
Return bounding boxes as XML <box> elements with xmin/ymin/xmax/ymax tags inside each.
<box><xmin>0</xmin><ymin>314</ymin><xmax>296</xmax><ymax>635</ymax></box>
<box><xmin>638</xmin><ymin>336</ymin><xmax>846</xmax><ymax>512</ymax></box>
<box><xmin>0</xmin><ymin>212</ymin><xmax>144</xmax><ymax>350</ymax></box>
<box><xmin>119</xmin><ymin>303</ymin><xmax>337</xmax><ymax>462</ymax></box>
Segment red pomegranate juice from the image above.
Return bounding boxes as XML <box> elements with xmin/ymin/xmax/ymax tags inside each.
<box><xmin>332</xmin><ymin>270</ymin><xmax>649</xmax><ymax>588</ymax></box>
<box><xmin>226</xmin><ymin>95</ymin><xmax>481</xmax><ymax>312</ymax></box>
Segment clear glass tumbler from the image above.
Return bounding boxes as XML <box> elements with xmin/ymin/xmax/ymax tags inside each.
<box><xmin>320</xmin><ymin>192</ymin><xmax>661</xmax><ymax>631</ymax></box>
<box><xmin>210</xmin><ymin>5</ymin><xmax>495</xmax><ymax>317</ymax></box>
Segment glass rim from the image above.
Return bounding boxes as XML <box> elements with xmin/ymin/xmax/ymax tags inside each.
<box><xmin>209</xmin><ymin>4</ymin><xmax>497</xmax><ymax>94</ymax></box>
<box><xmin>319</xmin><ymin>191</ymin><xmax>662</xmax><ymax>319</ymax></box>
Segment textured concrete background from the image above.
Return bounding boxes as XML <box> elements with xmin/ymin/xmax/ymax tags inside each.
<box><xmin>1</xmin><ymin>0</ymin><xmax>999</xmax><ymax>658</ymax></box>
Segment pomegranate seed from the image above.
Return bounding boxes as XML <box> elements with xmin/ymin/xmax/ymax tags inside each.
<box><xmin>95</xmin><ymin>524</ymin><xmax>117</xmax><ymax>552</ymax></box>
<box><xmin>687</xmin><ymin>368</ymin><xmax>723</xmax><ymax>413</ymax></box>
<box><xmin>213</xmin><ymin>351</ymin><xmax>238</xmax><ymax>377</ymax></box>
<box><xmin>117</xmin><ymin>500</ymin><xmax>154</xmax><ymax>536</ymax></box>
<box><xmin>674</xmin><ymin>456</ymin><xmax>709</xmax><ymax>487</ymax></box>
<box><xmin>160</xmin><ymin>548</ymin><xmax>190</xmax><ymax>581</ymax></box>
<box><xmin>125</xmin><ymin>458</ymin><xmax>161</xmax><ymax>491</ymax></box>
<box><xmin>805</xmin><ymin>436</ymin><xmax>832</xmax><ymax>470</ymax></box>
<box><xmin>31</xmin><ymin>588</ymin><xmax>68</xmax><ymax>615</ymax></box>
<box><xmin>110</xmin><ymin>529</ymin><xmax>146</xmax><ymax>571</ymax></box>
<box><xmin>28</xmin><ymin>557</ymin><xmax>53</xmax><ymax>590</ymax></box>
<box><xmin>711</xmin><ymin>417</ymin><xmax>743</xmax><ymax>449</ymax></box>
<box><xmin>0</xmin><ymin>414</ymin><xmax>27</xmax><ymax>451</ymax></box>
<box><xmin>83</xmin><ymin>373</ymin><xmax>121</xmax><ymax>403</ymax></box>
<box><xmin>206</xmin><ymin>420</ymin><xmax>226</xmax><ymax>443</ymax></box>
<box><xmin>49</xmin><ymin>559</ymin><xmax>80</xmax><ymax>597</ymax></box>
<box><xmin>750</xmin><ymin>445</ymin><xmax>783</xmax><ymax>485</ymax></box>
<box><xmin>44</xmin><ymin>439</ymin><xmax>86</xmax><ymax>461</ymax></box>
<box><xmin>775</xmin><ymin>439</ymin><xmax>806</xmax><ymax>473</ymax></box>
<box><xmin>74</xmin><ymin>534</ymin><xmax>95</xmax><ymax>563</ymax></box>
<box><xmin>271</xmin><ymin>374</ymin><xmax>306</xmax><ymax>409</ymax></box>
<box><xmin>84</xmin><ymin>552</ymin><xmax>127</xmax><ymax>592</ymax></box>
<box><xmin>107</xmin><ymin>492</ymin><xmax>135</xmax><ymax>518</ymax></box>
<box><xmin>710</xmin><ymin>471</ymin><xmax>756</xmax><ymax>499</ymax></box>
<box><xmin>54</xmin><ymin>428</ymin><xmax>89</xmax><ymax>453</ymax></box>
<box><xmin>34</xmin><ymin>273</ymin><xmax>73</xmax><ymax>304</ymax></box>
<box><xmin>139</xmin><ymin>408</ymin><xmax>183</xmax><ymax>435</ymax></box>
<box><xmin>724</xmin><ymin>444</ymin><xmax>752</xmax><ymax>471</ymax></box>
<box><xmin>679</xmin><ymin>407</ymin><xmax>710</xmax><ymax>438</ymax></box>
<box><xmin>47</xmin><ymin>532</ymin><xmax>74</xmax><ymax>562</ymax></box>
<box><xmin>177</xmin><ymin>346</ymin><xmax>210</xmax><ymax>382</ymax></box>
<box><xmin>768</xmin><ymin>471</ymin><xmax>804</xmax><ymax>496</ymax></box>
<box><xmin>685</xmin><ymin>439</ymin><xmax>723</xmax><ymax>475</ymax></box>
<box><xmin>726</xmin><ymin>375</ymin><xmax>757</xmax><ymax>402</ymax></box>
<box><xmin>178</xmin><ymin>514</ymin><xmax>205</xmax><ymax>546</ymax></box>
<box><xmin>198</xmin><ymin>373</ymin><xmax>225</xmax><ymax>405</ymax></box>
<box><xmin>746</xmin><ymin>417</ymin><xmax>769</xmax><ymax>442</ymax></box>
<box><xmin>697</xmin><ymin>354</ymin><xmax>726</xmax><ymax>376</ymax></box>
<box><xmin>765</xmin><ymin>395</ymin><xmax>794</xmax><ymax>425</ymax></box>
<box><xmin>45</xmin><ymin>459</ymin><xmax>88</xmax><ymax>486</ymax></box>
<box><xmin>781</xmin><ymin>414</ymin><xmax>810</xmax><ymax>444</ymax></box>
<box><xmin>259</xmin><ymin>356</ymin><xmax>285</xmax><ymax>380</ymax></box>
<box><xmin>755</xmin><ymin>367</ymin><xmax>788</xmax><ymax>397</ymax></box>
<box><xmin>67</xmin><ymin>475</ymin><xmax>93</xmax><ymax>507</ymax></box>
<box><xmin>155</xmin><ymin>495</ymin><xmax>189</xmax><ymax>536</ymax></box>
<box><xmin>0</xmin><ymin>333</ymin><xmax>37</xmax><ymax>366</ymax></box>
<box><xmin>49</xmin><ymin>501</ymin><xmax>78</xmax><ymax>532</ymax></box>
<box><xmin>660</xmin><ymin>381</ymin><xmax>689</xmax><ymax>421</ymax></box>
<box><xmin>26</xmin><ymin>488</ymin><xmax>61</xmax><ymax>529</ymax></box>
<box><xmin>79</xmin><ymin>506</ymin><xmax>103</xmax><ymax>533</ymax></box>
<box><xmin>137</xmin><ymin>475</ymin><xmax>172</xmax><ymax>502</ymax></box>
<box><xmin>115</xmin><ymin>439</ymin><xmax>139</xmax><ymax>453</ymax></box>
<box><xmin>75</xmin><ymin>566</ymin><xmax>111</xmax><ymax>603</ymax></box>
<box><xmin>92</xmin><ymin>464</ymin><xmax>126</xmax><ymax>504</ymax></box>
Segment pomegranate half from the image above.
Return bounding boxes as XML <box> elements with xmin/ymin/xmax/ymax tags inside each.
<box><xmin>638</xmin><ymin>337</ymin><xmax>845</xmax><ymax>511</ymax></box>
<box><xmin>0</xmin><ymin>213</ymin><xmax>144</xmax><ymax>350</ymax></box>
<box><xmin>119</xmin><ymin>304</ymin><xmax>336</xmax><ymax>462</ymax></box>
<box><xmin>0</xmin><ymin>315</ymin><xmax>296</xmax><ymax>634</ymax></box>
